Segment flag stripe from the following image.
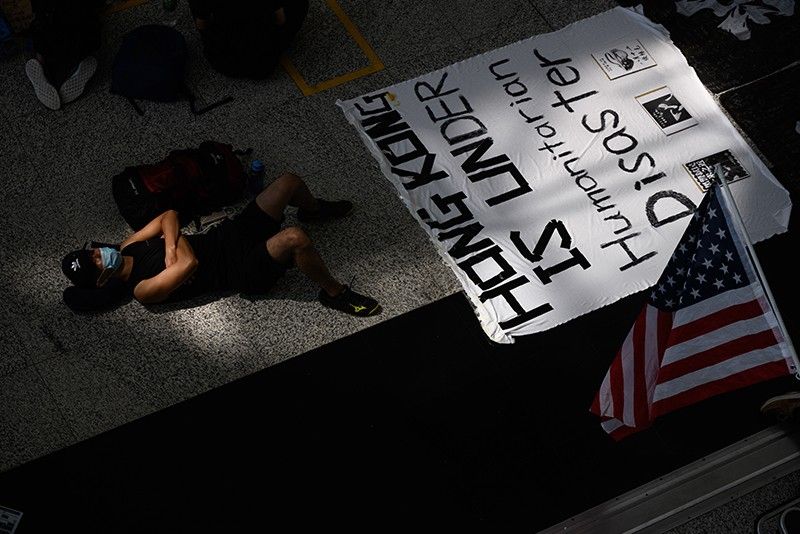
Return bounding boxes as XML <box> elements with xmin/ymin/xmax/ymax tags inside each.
<box><xmin>623</xmin><ymin>312</ymin><xmax>643</xmax><ymax>425</ymax></box>
<box><xmin>592</xmin><ymin>187</ymin><xmax>793</xmax><ymax>440</ymax></box>
<box><xmin>656</xmin><ymin>308</ymin><xmax>672</xmax><ymax>370</ymax></box>
<box><xmin>653</xmin><ymin>343</ymin><xmax>788</xmax><ymax>403</ymax></box>
<box><xmin>601</xmin><ymin>418</ymin><xmax>624</xmax><ymax>434</ymax></box>
<box><xmin>663</xmin><ymin>312</ymin><xmax>776</xmax><ymax>367</ymax></box>
<box><xmin>590</xmin><ymin>380</ymin><xmax>602</xmax><ymax>415</ymax></box>
<box><xmin>610</xmin><ymin>352</ymin><xmax>624</xmax><ymax>420</ymax></box>
<box><xmin>652</xmin><ymin>359</ymin><xmax>791</xmax><ymax>417</ymax></box>
<box><xmin>668</xmin><ymin>298</ymin><xmax>764</xmax><ymax>346</ymax></box>
<box><xmin>611</xmin><ymin>320</ymin><xmax>634</xmax><ymax>420</ymax></box>
<box><xmin>634</xmin><ymin>307</ymin><xmax>654</xmax><ymax>426</ymax></box>
<box><xmin>593</xmin><ymin>368</ymin><xmax>611</xmax><ymax>416</ymax></box>
<box><xmin>659</xmin><ymin>329</ymin><xmax>779</xmax><ymax>384</ymax></box>
<box><xmin>672</xmin><ymin>285</ymin><xmax>762</xmax><ymax>327</ymax></box>
<box><xmin>622</xmin><ymin>327</ymin><xmax>636</xmax><ymax>425</ymax></box>
<box><xmin>603</xmin><ymin>418</ymin><xmax>643</xmax><ymax>441</ymax></box>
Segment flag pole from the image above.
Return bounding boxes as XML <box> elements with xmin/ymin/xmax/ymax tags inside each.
<box><xmin>715</xmin><ymin>178</ymin><xmax>800</xmax><ymax>377</ymax></box>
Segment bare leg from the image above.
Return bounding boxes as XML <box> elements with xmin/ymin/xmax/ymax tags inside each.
<box><xmin>266</xmin><ymin>227</ymin><xmax>343</xmax><ymax>297</ymax></box>
<box><xmin>255</xmin><ymin>172</ymin><xmax>319</xmax><ymax>221</ymax></box>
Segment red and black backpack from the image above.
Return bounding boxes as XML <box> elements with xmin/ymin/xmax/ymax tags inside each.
<box><xmin>111</xmin><ymin>141</ymin><xmax>250</xmax><ymax>230</ymax></box>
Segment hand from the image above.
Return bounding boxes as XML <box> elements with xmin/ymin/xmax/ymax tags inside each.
<box><xmin>175</xmin><ymin>235</ymin><xmax>198</xmax><ymax>266</ymax></box>
<box><xmin>165</xmin><ymin>246</ymin><xmax>178</xmax><ymax>268</ymax></box>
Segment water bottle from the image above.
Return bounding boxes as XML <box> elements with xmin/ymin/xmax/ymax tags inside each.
<box><xmin>162</xmin><ymin>0</ymin><xmax>178</xmax><ymax>26</ymax></box>
<box><xmin>248</xmin><ymin>159</ymin><xmax>266</xmax><ymax>195</ymax></box>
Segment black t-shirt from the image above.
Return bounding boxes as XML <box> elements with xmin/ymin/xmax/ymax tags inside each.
<box><xmin>122</xmin><ymin>239</ymin><xmax>166</xmax><ymax>287</ymax></box>
<box><xmin>121</xmin><ymin>237</ymin><xmax>217</xmax><ymax>301</ymax></box>
<box><xmin>120</xmin><ymin>209</ymin><xmax>285</xmax><ymax>301</ymax></box>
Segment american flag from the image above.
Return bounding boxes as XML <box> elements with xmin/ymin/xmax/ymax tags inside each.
<box><xmin>591</xmin><ymin>185</ymin><xmax>795</xmax><ymax>439</ymax></box>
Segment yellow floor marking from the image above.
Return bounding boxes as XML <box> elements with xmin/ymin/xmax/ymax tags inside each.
<box><xmin>102</xmin><ymin>0</ymin><xmax>383</xmax><ymax>95</ymax></box>
<box><xmin>282</xmin><ymin>0</ymin><xmax>384</xmax><ymax>96</ymax></box>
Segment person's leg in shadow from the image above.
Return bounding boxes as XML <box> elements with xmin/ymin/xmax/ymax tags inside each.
<box><xmin>26</xmin><ymin>0</ymin><xmax>103</xmax><ymax>110</ymax></box>
<box><xmin>249</xmin><ymin>172</ymin><xmax>382</xmax><ymax>317</ymax></box>
<box><xmin>276</xmin><ymin>0</ymin><xmax>309</xmax><ymax>51</ymax></box>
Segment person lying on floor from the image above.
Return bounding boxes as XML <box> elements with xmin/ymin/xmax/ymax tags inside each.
<box><xmin>61</xmin><ymin>172</ymin><xmax>381</xmax><ymax>317</ymax></box>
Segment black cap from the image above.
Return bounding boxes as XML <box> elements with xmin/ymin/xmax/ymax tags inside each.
<box><xmin>61</xmin><ymin>249</ymin><xmax>101</xmax><ymax>288</ymax></box>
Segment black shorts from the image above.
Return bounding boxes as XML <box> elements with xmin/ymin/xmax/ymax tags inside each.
<box><xmin>193</xmin><ymin>201</ymin><xmax>287</xmax><ymax>294</ymax></box>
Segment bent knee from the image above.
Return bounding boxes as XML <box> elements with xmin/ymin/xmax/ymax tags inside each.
<box><xmin>278</xmin><ymin>226</ymin><xmax>311</xmax><ymax>250</ymax></box>
<box><xmin>275</xmin><ymin>172</ymin><xmax>302</xmax><ymax>189</ymax></box>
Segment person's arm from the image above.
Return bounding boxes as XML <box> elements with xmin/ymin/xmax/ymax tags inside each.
<box><xmin>120</xmin><ymin>210</ymin><xmax>180</xmax><ymax>251</ymax></box>
<box><xmin>173</xmin><ymin>231</ymin><xmax>197</xmax><ymax>265</ymax></box>
<box><xmin>133</xmin><ymin>236</ymin><xmax>198</xmax><ymax>304</ymax></box>
<box><xmin>161</xmin><ymin>210</ymin><xmax>181</xmax><ymax>268</ymax></box>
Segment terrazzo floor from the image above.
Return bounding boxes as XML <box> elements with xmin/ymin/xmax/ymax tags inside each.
<box><xmin>1</xmin><ymin>0</ymin><xmax>799</xmax><ymax>531</ymax></box>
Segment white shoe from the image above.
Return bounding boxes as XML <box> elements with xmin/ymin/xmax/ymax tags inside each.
<box><xmin>59</xmin><ymin>56</ymin><xmax>98</xmax><ymax>104</ymax></box>
<box><xmin>25</xmin><ymin>58</ymin><xmax>61</xmax><ymax>110</ymax></box>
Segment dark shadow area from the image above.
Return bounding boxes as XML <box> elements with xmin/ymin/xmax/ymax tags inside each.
<box><xmin>619</xmin><ymin>0</ymin><xmax>799</xmax><ymax>93</ymax></box>
<box><xmin>720</xmin><ymin>63</ymin><xmax>800</xmax><ymax>190</ymax></box>
<box><xmin>0</xmin><ymin>285</ymin><xmax>795</xmax><ymax>532</ymax></box>
<box><xmin>61</xmin><ymin>284</ymin><xmax>134</xmax><ymax>314</ymax></box>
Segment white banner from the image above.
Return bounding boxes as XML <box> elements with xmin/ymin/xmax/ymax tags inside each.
<box><xmin>338</xmin><ymin>7</ymin><xmax>791</xmax><ymax>344</ymax></box>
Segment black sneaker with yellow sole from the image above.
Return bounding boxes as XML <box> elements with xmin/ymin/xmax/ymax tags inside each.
<box><xmin>319</xmin><ymin>285</ymin><xmax>381</xmax><ymax>317</ymax></box>
<box><xmin>297</xmin><ymin>199</ymin><xmax>353</xmax><ymax>223</ymax></box>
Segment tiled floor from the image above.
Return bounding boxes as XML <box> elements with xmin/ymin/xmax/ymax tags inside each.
<box><xmin>667</xmin><ymin>470</ymin><xmax>800</xmax><ymax>533</ymax></box>
<box><xmin>0</xmin><ymin>0</ymin><xmax>798</xmax><ymax>532</ymax></box>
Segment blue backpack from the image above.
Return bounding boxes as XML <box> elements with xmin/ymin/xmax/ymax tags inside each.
<box><xmin>0</xmin><ymin>11</ymin><xmax>11</xmax><ymax>42</ymax></box>
<box><xmin>111</xmin><ymin>24</ymin><xmax>232</xmax><ymax>115</ymax></box>
<box><xmin>0</xmin><ymin>10</ymin><xmax>17</xmax><ymax>60</ymax></box>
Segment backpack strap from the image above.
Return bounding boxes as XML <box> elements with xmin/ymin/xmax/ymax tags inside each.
<box><xmin>182</xmin><ymin>84</ymin><xmax>234</xmax><ymax>116</ymax></box>
<box><xmin>127</xmin><ymin>97</ymin><xmax>145</xmax><ymax>116</ymax></box>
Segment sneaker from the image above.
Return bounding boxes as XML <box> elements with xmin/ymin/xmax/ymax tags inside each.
<box><xmin>297</xmin><ymin>199</ymin><xmax>353</xmax><ymax>223</ymax></box>
<box><xmin>761</xmin><ymin>392</ymin><xmax>800</xmax><ymax>422</ymax></box>
<box><xmin>59</xmin><ymin>56</ymin><xmax>97</xmax><ymax>104</ymax></box>
<box><xmin>319</xmin><ymin>285</ymin><xmax>381</xmax><ymax>317</ymax></box>
<box><xmin>25</xmin><ymin>58</ymin><xmax>60</xmax><ymax>110</ymax></box>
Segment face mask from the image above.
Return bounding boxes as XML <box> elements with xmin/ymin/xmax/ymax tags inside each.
<box><xmin>99</xmin><ymin>247</ymin><xmax>122</xmax><ymax>271</ymax></box>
